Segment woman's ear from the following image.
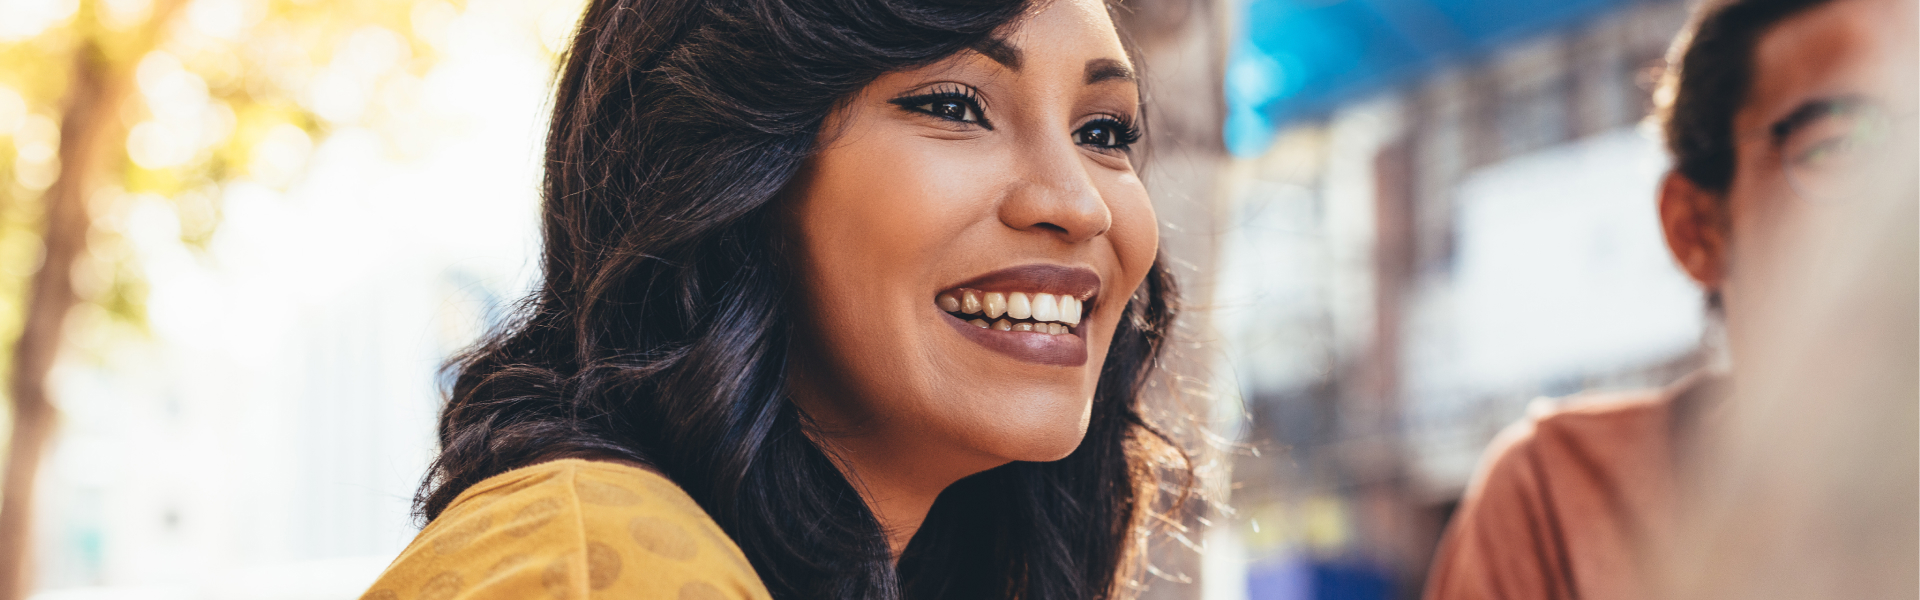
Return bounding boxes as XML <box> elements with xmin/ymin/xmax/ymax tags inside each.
<box><xmin>1658</xmin><ymin>170</ymin><xmax>1730</xmax><ymax>291</ymax></box>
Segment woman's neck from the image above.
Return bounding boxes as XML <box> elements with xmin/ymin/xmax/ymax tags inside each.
<box><xmin>808</xmin><ymin>422</ymin><xmax>1005</xmax><ymax>558</ymax></box>
<box><xmin>786</xmin><ymin>364</ymin><xmax>1009</xmax><ymax>557</ymax></box>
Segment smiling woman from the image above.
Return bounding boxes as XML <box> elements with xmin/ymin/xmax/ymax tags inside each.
<box><xmin>360</xmin><ymin>0</ymin><xmax>1190</xmax><ymax>597</ymax></box>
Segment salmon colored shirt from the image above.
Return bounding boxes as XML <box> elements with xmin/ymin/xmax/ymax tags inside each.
<box><xmin>362</xmin><ymin>459</ymin><xmax>772</xmax><ymax>600</ymax></box>
<box><xmin>1424</xmin><ymin>374</ymin><xmax>1721</xmax><ymax>600</ymax></box>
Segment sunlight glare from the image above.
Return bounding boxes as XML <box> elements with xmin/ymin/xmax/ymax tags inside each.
<box><xmin>248</xmin><ymin>122</ymin><xmax>311</xmax><ymax>187</ymax></box>
<box><xmin>13</xmin><ymin>114</ymin><xmax>60</xmax><ymax>190</ymax></box>
<box><xmin>0</xmin><ymin>0</ymin><xmax>79</xmax><ymax>41</ymax></box>
<box><xmin>0</xmin><ymin>85</ymin><xmax>26</xmax><ymax>137</ymax></box>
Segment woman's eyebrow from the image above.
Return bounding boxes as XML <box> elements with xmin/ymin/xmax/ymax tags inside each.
<box><xmin>972</xmin><ymin>37</ymin><xmax>1023</xmax><ymax>70</ymax></box>
<box><xmin>964</xmin><ymin>39</ymin><xmax>1132</xmax><ymax>85</ymax></box>
<box><xmin>1085</xmin><ymin>58</ymin><xmax>1134</xmax><ymax>84</ymax></box>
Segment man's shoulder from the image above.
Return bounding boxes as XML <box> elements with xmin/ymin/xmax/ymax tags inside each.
<box><xmin>1473</xmin><ymin>375</ymin><xmax>1709</xmax><ymax>508</ymax></box>
<box><xmin>1426</xmin><ymin>376</ymin><xmax>1711</xmax><ymax>600</ymax></box>
<box><xmin>1524</xmin><ymin>386</ymin><xmax>1674</xmax><ymax>449</ymax></box>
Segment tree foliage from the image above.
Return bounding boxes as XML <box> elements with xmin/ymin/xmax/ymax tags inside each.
<box><xmin>0</xmin><ymin>0</ymin><xmax>530</xmax><ymax>592</ymax></box>
<box><xmin>1</xmin><ymin>0</ymin><xmax>476</xmax><ymax>359</ymax></box>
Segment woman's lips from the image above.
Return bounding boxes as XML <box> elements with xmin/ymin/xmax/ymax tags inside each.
<box><xmin>944</xmin><ymin>264</ymin><xmax>1100</xmax><ymax>297</ymax></box>
<box><xmin>934</xmin><ymin>264</ymin><xmax>1099</xmax><ymax>367</ymax></box>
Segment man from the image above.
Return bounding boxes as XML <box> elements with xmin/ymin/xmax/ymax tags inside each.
<box><xmin>1423</xmin><ymin>0</ymin><xmax>1916</xmax><ymax>598</ymax></box>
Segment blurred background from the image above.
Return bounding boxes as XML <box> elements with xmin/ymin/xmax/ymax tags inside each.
<box><xmin>0</xmin><ymin>0</ymin><xmax>1755</xmax><ymax>597</ymax></box>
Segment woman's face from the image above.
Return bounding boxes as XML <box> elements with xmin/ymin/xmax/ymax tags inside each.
<box><xmin>785</xmin><ymin>0</ymin><xmax>1155</xmax><ymax>476</ymax></box>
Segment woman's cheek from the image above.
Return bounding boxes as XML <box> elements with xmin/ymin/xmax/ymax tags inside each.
<box><xmin>1106</xmin><ymin>174</ymin><xmax>1158</xmax><ymax>280</ymax></box>
<box><xmin>811</xmin><ymin>138</ymin><xmax>972</xmax><ymax>264</ymax></box>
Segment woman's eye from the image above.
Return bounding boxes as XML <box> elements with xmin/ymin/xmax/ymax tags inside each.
<box><xmin>1075</xmin><ymin>118</ymin><xmax>1139</xmax><ymax>151</ymax></box>
<box><xmin>1077</xmin><ymin>124</ymin><xmax>1114</xmax><ymax>146</ymax></box>
<box><xmin>890</xmin><ymin>87</ymin><xmax>993</xmax><ymax>128</ymax></box>
<box><xmin>909</xmin><ymin>98</ymin><xmax>982</xmax><ymax>124</ymax></box>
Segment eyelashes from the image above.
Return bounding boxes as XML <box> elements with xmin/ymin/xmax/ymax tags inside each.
<box><xmin>890</xmin><ymin>83</ymin><xmax>1142</xmax><ymax>152</ymax></box>
<box><xmin>1073</xmin><ymin>116</ymin><xmax>1140</xmax><ymax>151</ymax></box>
<box><xmin>890</xmin><ymin>84</ymin><xmax>993</xmax><ymax>129</ymax></box>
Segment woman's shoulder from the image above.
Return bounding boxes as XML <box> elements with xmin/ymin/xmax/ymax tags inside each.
<box><xmin>363</xmin><ymin>458</ymin><xmax>771</xmax><ymax>600</ymax></box>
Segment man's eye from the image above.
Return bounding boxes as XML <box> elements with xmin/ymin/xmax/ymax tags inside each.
<box><xmin>1777</xmin><ymin>99</ymin><xmax>1892</xmax><ymax>173</ymax></box>
<box><xmin>1795</xmin><ymin>136</ymin><xmax>1855</xmax><ymax>169</ymax></box>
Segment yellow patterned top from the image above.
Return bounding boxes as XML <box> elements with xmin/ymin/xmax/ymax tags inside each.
<box><xmin>362</xmin><ymin>459</ymin><xmax>773</xmax><ymax>600</ymax></box>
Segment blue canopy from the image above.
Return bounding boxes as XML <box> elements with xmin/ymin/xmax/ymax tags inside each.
<box><xmin>1226</xmin><ymin>0</ymin><xmax>1632</xmax><ymax>155</ymax></box>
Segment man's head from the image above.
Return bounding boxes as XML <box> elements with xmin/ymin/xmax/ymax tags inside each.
<box><xmin>1655</xmin><ymin>0</ymin><xmax>1917</xmax><ymax>357</ymax></box>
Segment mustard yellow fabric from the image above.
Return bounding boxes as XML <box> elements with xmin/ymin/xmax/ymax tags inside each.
<box><xmin>362</xmin><ymin>459</ymin><xmax>773</xmax><ymax>600</ymax></box>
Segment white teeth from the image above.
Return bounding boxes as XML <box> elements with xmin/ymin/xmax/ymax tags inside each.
<box><xmin>1006</xmin><ymin>293</ymin><xmax>1032</xmax><ymax>320</ymax></box>
<box><xmin>984</xmin><ymin>292</ymin><xmax>1006</xmax><ymax>319</ymax></box>
<box><xmin>1031</xmin><ymin>293</ymin><xmax>1059</xmax><ymax>322</ymax></box>
<box><xmin>941</xmin><ymin>289</ymin><xmax>1087</xmax><ymax>334</ymax></box>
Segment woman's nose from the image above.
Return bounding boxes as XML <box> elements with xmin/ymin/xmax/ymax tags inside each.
<box><xmin>996</xmin><ymin>144</ymin><xmax>1114</xmax><ymax>243</ymax></box>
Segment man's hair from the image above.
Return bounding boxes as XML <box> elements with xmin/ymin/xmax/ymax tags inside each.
<box><xmin>1656</xmin><ymin>0</ymin><xmax>1838</xmax><ymax>192</ymax></box>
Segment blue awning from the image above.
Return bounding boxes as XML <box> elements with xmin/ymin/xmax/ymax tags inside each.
<box><xmin>1226</xmin><ymin>0</ymin><xmax>1634</xmax><ymax>156</ymax></box>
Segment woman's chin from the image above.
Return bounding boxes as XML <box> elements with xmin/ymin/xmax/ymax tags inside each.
<box><xmin>1022</xmin><ymin>438</ymin><xmax>1087</xmax><ymax>463</ymax></box>
<box><xmin>977</xmin><ymin>411</ymin><xmax>1094</xmax><ymax>464</ymax></box>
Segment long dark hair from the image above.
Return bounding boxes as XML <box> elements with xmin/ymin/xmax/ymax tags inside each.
<box><xmin>414</xmin><ymin>0</ymin><xmax>1191</xmax><ymax>596</ymax></box>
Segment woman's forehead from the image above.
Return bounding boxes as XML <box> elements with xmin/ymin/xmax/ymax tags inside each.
<box><xmin>995</xmin><ymin>0</ymin><xmax>1132</xmax><ymax>73</ymax></box>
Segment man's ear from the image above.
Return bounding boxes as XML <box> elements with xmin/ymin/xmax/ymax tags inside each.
<box><xmin>1658</xmin><ymin>170</ymin><xmax>1729</xmax><ymax>291</ymax></box>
